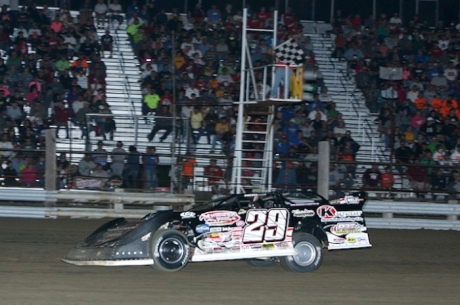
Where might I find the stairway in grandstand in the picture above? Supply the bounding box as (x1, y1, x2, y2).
(304, 24, 389, 164)
(55, 22, 144, 163)
(302, 22, 413, 194)
(54, 18, 226, 189)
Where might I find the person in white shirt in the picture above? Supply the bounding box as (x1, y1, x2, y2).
(28, 25, 42, 38)
(63, 32, 77, 52)
(216, 68, 233, 86)
(75, 70, 88, 90)
(438, 35, 450, 51)
(90, 164, 109, 188)
(187, 44, 203, 58)
(406, 85, 420, 103)
(185, 83, 200, 99)
(443, 62, 458, 82)
(13, 25, 28, 38)
(141, 63, 157, 80)
(72, 97, 86, 115)
(127, 13, 145, 26)
(318, 86, 332, 103)
(180, 38, 194, 55)
(94, 0, 108, 28)
(308, 106, 327, 121)
(0, 133, 14, 161)
(109, 0, 124, 29)
(389, 13, 402, 30)
(111, 141, 127, 176)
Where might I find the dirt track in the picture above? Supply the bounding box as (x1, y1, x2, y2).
(0, 218, 459, 305)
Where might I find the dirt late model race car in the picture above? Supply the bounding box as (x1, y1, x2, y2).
(63, 191, 372, 273)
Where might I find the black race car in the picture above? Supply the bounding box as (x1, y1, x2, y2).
(63, 191, 371, 272)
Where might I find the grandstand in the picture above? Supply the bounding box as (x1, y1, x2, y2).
(0, 1, 458, 201)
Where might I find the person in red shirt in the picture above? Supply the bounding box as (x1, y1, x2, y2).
(255, 6, 271, 28)
(350, 14, 362, 30)
(282, 7, 296, 28)
(204, 159, 224, 194)
(55, 102, 70, 138)
(430, 42, 443, 58)
(88, 69, 107, 91)
(50, 16, 63, 33)
(160, 90, 173, 108)
(381, 166, 395, 194)
(406, 158, 430, 198)
(21, 163, 38, 187)
(332, 32, 347, 58)
(247, 14, 260, 29)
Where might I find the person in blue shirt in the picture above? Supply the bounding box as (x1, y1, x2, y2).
(343, 45, 364, 61)
(284, 118, 299, 144)
(206, 5, 221, 26)
(308, 94, 325, 112)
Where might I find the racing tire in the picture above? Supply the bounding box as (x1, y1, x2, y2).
(246, 259, 277, 267)
(151, 229, 190, 272)
(279, 233, 322, 273)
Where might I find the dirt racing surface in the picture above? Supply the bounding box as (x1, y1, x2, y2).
(0, 218, 459, 305)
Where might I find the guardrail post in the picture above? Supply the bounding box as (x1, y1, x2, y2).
(448, 200, 458, 221)
(317, 141, 330, 199)
(112, 189, 124, 210)
(382, 212, 394, 219)
(45, 129, 57, 206)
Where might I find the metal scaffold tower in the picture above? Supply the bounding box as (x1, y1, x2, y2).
(232, 8, 303, 194)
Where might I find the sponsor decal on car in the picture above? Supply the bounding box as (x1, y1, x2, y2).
(316, 205, 337, 219)
(347, 237, 357, 243)
(180, 211, 196, 219)
(326, 222, 366, 236)
(199, 210, 241, 226)
(292, 209, 315, 217)
(317, 206, 362, 220)
(327, 232, 371, 249)
(321, 217, 364, 223)
(237, 209, 246, 215)
(196, 224, 210, 234)
(326, 232, 346, 244)
(262, 243, 275, 249)
(289, 199, 320, 206)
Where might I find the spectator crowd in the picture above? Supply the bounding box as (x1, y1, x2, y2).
(0, 1, 118, 187)
(332, 9, 460, 198)
(4, 1, 460, 198)
(0, 1, 362, 193)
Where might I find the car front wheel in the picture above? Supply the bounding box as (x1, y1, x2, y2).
(280, 233, 322, 273)
(151, 229, 190, 272)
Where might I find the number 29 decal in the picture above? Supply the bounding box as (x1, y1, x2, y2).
(242, 209, 289, 243)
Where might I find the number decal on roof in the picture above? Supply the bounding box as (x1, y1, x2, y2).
(242, 209, 289, 243)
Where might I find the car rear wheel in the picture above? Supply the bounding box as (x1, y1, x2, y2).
(280, 233, 322, 273)
(151, 229, 190, 272)
(246, 258, 277, 267)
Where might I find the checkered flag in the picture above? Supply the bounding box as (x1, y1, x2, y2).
(274, 38, 304, 65)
